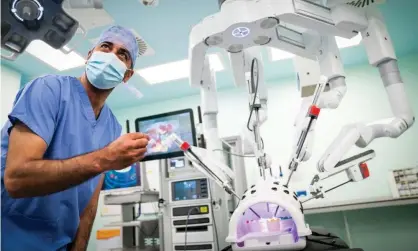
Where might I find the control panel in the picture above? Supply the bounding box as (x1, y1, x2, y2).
(173, 243, 213, 251)
(171, 204, 215, 250)
(172, 204, 210, 217)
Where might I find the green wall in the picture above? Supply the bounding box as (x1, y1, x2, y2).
(305, 204, 418, 251)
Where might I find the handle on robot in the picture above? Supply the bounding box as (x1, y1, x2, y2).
(303, 149, 375, 204)
(314, 149, 375, 182)
(288, 112, 318, 172)
(294, 77, 326, 158)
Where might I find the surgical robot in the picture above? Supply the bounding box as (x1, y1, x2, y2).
(162, 0, 415, 250)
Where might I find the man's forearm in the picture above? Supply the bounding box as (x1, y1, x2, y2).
(5, 149, 109, 198)
(69, 175, 103, 251)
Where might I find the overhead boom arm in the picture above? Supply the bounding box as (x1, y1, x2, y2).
(318, 9, 415, 173)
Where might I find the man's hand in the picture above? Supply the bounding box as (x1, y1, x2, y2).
(100, 133, 149, 171)
(4, 122, 149, 198)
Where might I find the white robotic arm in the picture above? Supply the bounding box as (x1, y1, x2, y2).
(291, 34, 347, 164)
(318, 9, 415, 173)
(303, 149, 375, 203)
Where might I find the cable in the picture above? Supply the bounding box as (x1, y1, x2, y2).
(212, 149, 255, 158)
(148, 203, 160, 239)
(138, 222, 158, 239)
(184, 207, 200, 251)
(134, 203, 159, 243)
(246, 58, 260, 132)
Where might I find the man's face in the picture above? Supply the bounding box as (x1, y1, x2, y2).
(87, 41, 134, 83)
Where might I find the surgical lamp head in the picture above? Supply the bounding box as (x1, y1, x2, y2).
(1, 0, 79, 60)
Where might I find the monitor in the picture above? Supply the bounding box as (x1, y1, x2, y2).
(170, 157, 186, 170)
(102, 162, 141, 190)
(171, 178, 209, 202)
(135, 109, 196, 161)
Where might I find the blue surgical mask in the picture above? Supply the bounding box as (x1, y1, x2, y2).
(86, 51, 128, 89)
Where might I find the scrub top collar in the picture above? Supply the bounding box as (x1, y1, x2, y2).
(72, 77, 108, 127)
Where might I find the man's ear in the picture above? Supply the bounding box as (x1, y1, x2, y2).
(85, 50, 93, 64)
(123, 69, 134, 83)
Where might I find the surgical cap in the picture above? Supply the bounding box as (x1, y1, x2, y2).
(95, 25, 139, 67)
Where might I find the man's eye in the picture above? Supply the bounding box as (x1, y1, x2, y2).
(120, 53, 128, 60)
(101, 44, 109, 48)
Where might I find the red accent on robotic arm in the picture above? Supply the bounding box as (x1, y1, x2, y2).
(180, 142, 191, 151)
(309, 105, 321, 117)
(359, 163, 369, 179)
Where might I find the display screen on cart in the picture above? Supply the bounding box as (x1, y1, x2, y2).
(172, 179, 208, 201)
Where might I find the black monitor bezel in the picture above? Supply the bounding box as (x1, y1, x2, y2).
(135, 108, 196, 162)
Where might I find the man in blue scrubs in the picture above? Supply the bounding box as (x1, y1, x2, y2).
(1, 25, 149, 251)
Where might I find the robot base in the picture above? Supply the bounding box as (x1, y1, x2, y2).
(231, 211, 307, 250)
(226, 179, 311, 251)
(223, 227, 353, 251)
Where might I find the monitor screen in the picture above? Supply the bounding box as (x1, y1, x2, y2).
(102, 162, 141, 190)
(170, 158, 186, 170)
(174, 180, 197, 201)
(135, 109, 196, 161)
(171, 178, 208, 201)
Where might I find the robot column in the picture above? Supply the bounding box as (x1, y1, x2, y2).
(199, 56, 231, 250)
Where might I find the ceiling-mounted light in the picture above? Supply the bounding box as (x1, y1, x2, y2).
(26, 40, 85, 71)
(137, 54, 224, 85)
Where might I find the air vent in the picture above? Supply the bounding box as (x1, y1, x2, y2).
(89, 28, 155, 58)
(129, 29, 155, 57)
(346, 0, 385, 8)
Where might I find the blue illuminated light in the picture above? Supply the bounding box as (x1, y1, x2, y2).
(232, 27, 250, 38)
(11, 0, 44, 22)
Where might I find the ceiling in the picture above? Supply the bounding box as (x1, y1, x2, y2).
(2, 0, 418, 110)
